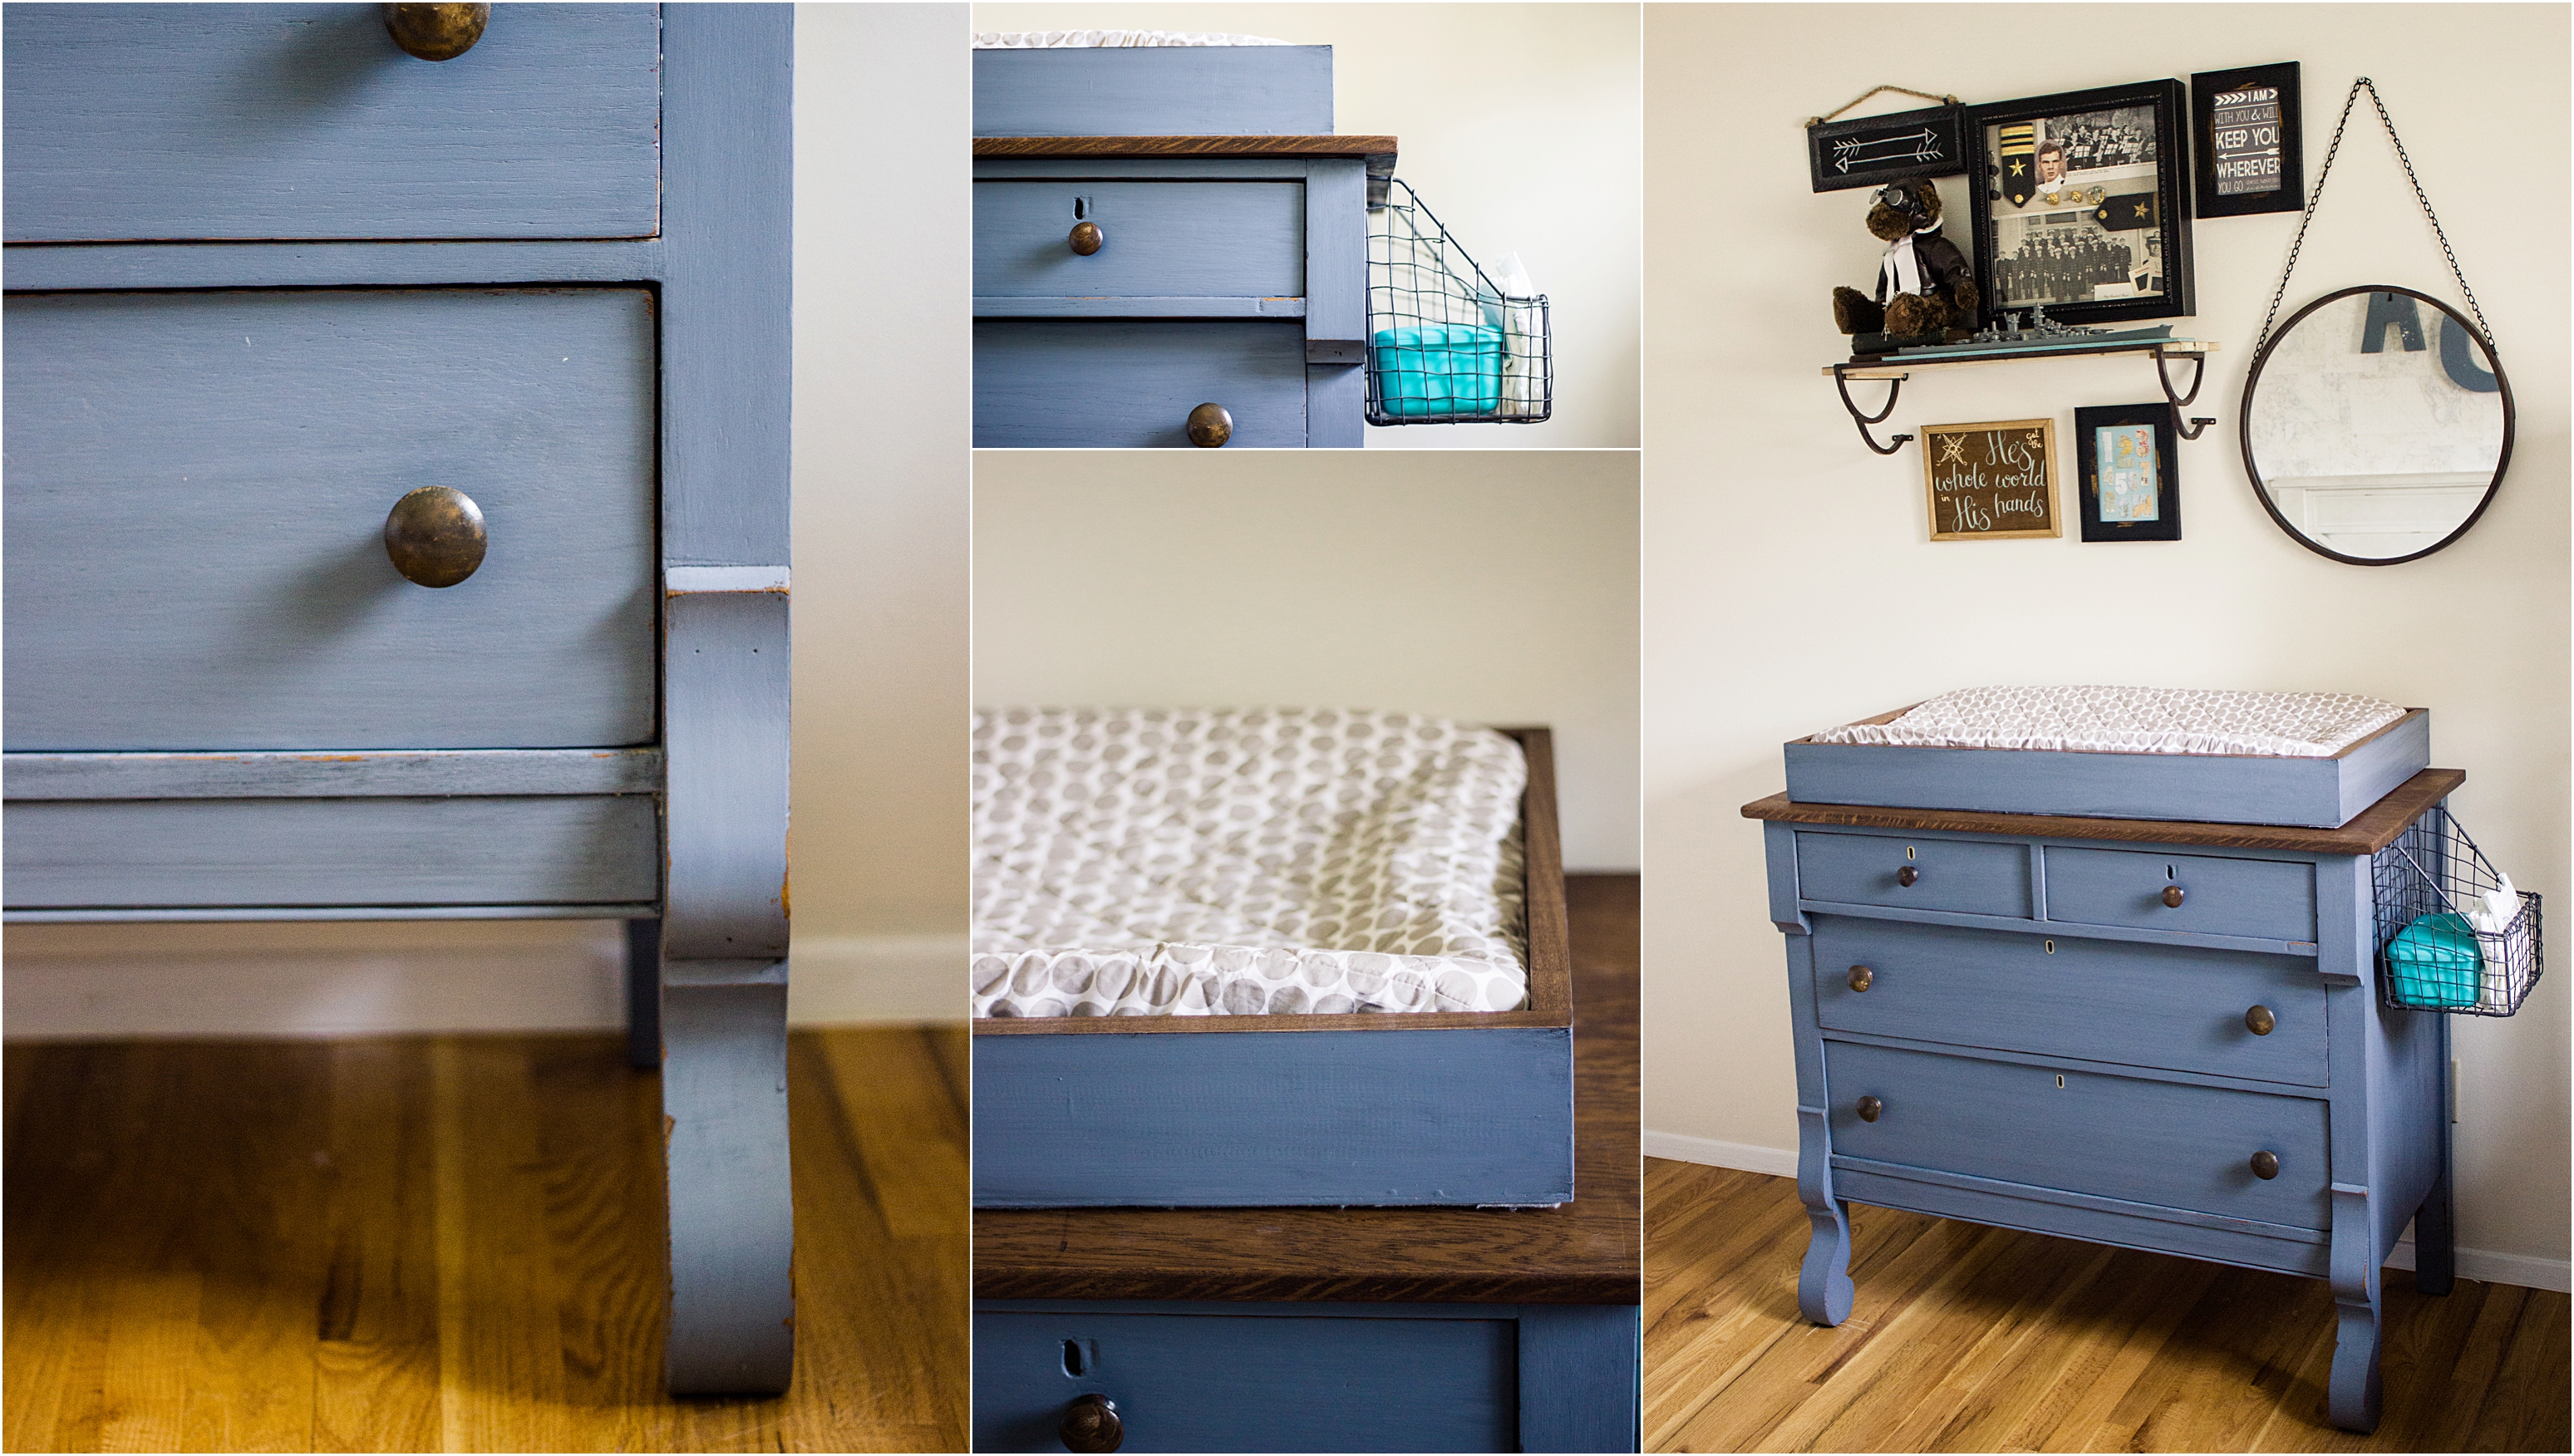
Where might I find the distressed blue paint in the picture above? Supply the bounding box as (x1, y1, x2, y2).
(661, 965, 794, 1394)
(972, 47, 1333, 136)
(973, 1028, 1575, 1208)
(1304, 158, 1367, 351)
(2, 288, 658, 753)
(2, 3, 662, 243)
(974, 320, 1308, 447)
(3, 795, 658, 908)
(1810, 917, 2327, 1086)
(975, 181, 1304, 299)
(1764, 780, 2453, 1433)
(1782, 709, 2429, 829)
(1516, 1305, 1639, 1454)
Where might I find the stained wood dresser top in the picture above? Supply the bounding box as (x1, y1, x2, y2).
(971, 874, 1641, 1306)
(1742, 767, 2465, 857)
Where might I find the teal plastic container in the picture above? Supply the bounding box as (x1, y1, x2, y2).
(2385, 912, 2484, 1009)
(1371, 323, 1502, 419)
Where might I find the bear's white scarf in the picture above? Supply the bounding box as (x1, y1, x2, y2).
(1880, 222, 1942, 299)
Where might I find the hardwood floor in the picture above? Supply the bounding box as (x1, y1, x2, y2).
(1644, 1158, 2569, 1453)
(4, 1026, 968, 1453)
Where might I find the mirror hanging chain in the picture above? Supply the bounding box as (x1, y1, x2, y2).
(2257, 78, 2495, 360)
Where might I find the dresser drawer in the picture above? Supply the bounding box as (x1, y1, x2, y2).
(1811, 918, 2326, 1086)
(974, 1308, 1516, 1453)
(2, 3, 660, 243)
(3, 288, 657, 752)
(5, 796, 658, 909)
(2044, 848, 2317, 943)
(976, 182, 1306, 302)
(974, 320, 1307, 447)
(1827, 1041, 2330, 1231)
(1794, 831, 2031, 918)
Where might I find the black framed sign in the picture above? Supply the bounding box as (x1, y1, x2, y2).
(1806, 104, 1966, 192)
(2192, 62, 2302, 218)
(2074, 402, 2183, 541)
(1966, 81, 2195, 327)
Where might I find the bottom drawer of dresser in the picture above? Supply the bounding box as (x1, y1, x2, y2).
(974, 319, 1308, 447)
(4, 796, 658, 910)
(1826, 1041, 2329, 1232)
(974, 1308, 1517, 1453)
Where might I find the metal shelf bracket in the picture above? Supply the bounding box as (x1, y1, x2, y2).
(1832, 364, 1913, 455)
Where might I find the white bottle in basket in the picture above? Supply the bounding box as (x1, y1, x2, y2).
(1486, 251, 1544, 420)
(2468, 873, 2519, 1010)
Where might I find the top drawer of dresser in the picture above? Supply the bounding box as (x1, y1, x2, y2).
(1794, 831, 2032, 918)
(2045, 847, 2317, 943)
(2, 287, 657, 752)
(2, 3, 660, 243)
(974, 181, 1306, 303)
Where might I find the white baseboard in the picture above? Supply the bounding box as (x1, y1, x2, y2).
(2, 921, 962, 1039)
(1641, 1127, 2570, 1294)
(1642, 1129, 1798, 1178)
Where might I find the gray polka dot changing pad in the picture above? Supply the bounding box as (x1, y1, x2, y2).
(972, 707, 1531, 1017)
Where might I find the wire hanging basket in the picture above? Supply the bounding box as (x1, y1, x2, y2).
(2372, 805, 2542, 1016)
(1366, 178, 1552, 425)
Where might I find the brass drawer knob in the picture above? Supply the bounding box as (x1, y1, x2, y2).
(1847, 965, 1873, 993)
(1186, 402, 1233, 448)
(1855, 1094, 1883, 1123)
(2245, 1004, 2276, 1036)
(2162, 885, 2187, 908)
(383, 485, 488, 588)
(1060, 1394, 1123, 1454)
(384, 2, 490, 61)
(2250, 1149, 2281, 1180)
(1896, 865, 1919, 887)
(1070, 221, 1105, 255)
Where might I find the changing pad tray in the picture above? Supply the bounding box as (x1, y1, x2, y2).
(1786, 686, 2429, 829)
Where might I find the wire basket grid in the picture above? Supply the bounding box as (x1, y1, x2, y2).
(2371, 805, 2542, 1016)
(1366, 178, 1552, 425)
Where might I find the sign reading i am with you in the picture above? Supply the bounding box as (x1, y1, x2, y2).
(1922, 418, 2061, 540)
(2212, 85, 2284, 195)
(2193, 63, 2301, 218)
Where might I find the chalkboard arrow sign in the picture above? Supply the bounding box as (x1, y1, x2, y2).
(1809, 104, 1967, 193)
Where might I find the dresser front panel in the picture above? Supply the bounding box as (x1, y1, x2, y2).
(1811, 917, 2328, 1085)
(973, 319, 1307, 447)
(974, 1309, 1517, 1454)
(1824, 1040, 2331, 1230)
(3, 288, 658, 752)
(5, 795, 658, 909)
(1793, 829, 2032, 918)
(2043, 847, 2318, 942)
(2, 3, 662, 243)
(974, 181, 1305, 301)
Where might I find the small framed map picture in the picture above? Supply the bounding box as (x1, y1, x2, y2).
(2192, 62, 2302, 219)
(1921, 418, 2060, 541)
(2074, 403, 2182, 541)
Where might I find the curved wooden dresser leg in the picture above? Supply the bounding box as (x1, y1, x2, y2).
(1799, 1198, 1856, 1326)
(662, 960, 795, 1395)
(2326, 1186, 2383, 1433)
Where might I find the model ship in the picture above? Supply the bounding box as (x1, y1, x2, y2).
(1893, 304, 2174, 356)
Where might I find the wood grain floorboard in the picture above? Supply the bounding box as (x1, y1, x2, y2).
(1643, 1158, 2570, 1452)
(4, 1027, 967, 1453)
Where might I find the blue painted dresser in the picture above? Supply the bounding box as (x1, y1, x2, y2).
(971, 46, 1385, 447)
(973, 874, 1639, 1453)
(1745, 769, 2463, 1434)
(2, 4, 798, 1395)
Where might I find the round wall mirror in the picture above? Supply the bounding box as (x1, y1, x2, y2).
(2240, 284, 2512, 564)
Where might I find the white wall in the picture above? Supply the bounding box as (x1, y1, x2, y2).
(6, 5, 975, 1036)
(972, 2, 1642, 447)
(1641, 3, 2570, 1285)
(974, 450, 1641, 870)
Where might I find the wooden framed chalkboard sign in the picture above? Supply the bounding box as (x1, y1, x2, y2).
(2193, 62, 2302, 218)
(1922, 418, 2061, 540)
(1808, 102, 1967, 192)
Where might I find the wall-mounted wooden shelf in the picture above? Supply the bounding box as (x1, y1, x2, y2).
(1824, 338, 2222, 454)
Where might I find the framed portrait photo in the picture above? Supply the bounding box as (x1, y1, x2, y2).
(2074, 403, 2182, 542)
(1965, 81, 2195, 327)
(2192, 62, 2302, 218)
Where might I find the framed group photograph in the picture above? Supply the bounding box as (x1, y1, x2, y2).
(2074, 403, 2183, 541)
(1922, 418, 2060, 541)
(2192, 62, 2302, 218)
(1964, 81, 2196, 327)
